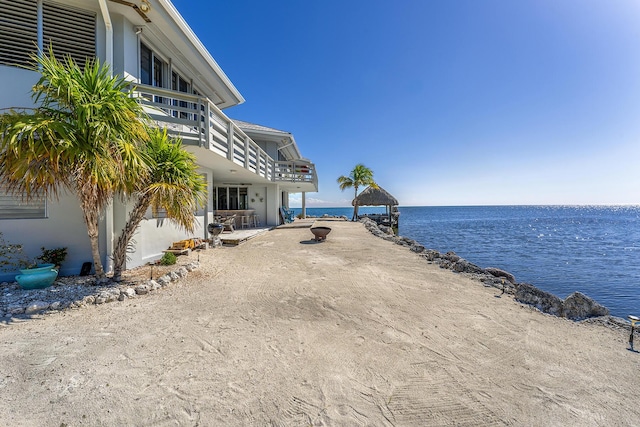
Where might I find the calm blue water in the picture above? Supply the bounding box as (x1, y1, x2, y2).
(292, 205, 639, 318)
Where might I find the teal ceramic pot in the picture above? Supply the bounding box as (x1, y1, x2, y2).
(16, 264, 59, 290)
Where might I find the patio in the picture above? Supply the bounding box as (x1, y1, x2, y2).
(219, 226, 271, 246)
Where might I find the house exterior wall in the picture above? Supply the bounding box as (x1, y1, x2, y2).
(0, 66, 39, 109)
(255, 141, 281, 162)
(0, 3, 133, 280)
(0, 192, 104, 282)
(111, 14, 140, 81)
(1, 0, 316, 279)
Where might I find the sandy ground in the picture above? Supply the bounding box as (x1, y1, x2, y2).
(1, 221, 639, 426)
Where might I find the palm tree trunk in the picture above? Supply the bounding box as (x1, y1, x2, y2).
(79, 189, 105, 278)
(352, 186, 359, 221)
(84, 210, 105, 278)
(112, 193, 152, 281)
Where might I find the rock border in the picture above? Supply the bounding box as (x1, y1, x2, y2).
(359, 218, 618, 324)
(0, 262, 200, 319)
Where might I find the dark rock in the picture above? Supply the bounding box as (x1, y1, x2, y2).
(563, 292, 609, 320)
(410, 244, 425, 253)
(422, 250, 441, 262)
(453, 259, 485, 274)
(443, 251, 460, 262)
(485, 267, 516, 284)
(515, 282, 563, 316)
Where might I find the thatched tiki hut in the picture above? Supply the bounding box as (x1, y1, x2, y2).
(352, 186, 400, 228)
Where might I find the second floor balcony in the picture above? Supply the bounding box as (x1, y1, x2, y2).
(133, 84, 318, 193)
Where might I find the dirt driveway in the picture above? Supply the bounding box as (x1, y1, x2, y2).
(1, 221, 638, 426)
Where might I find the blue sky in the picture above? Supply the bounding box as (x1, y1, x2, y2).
(172, 0, 640, 207)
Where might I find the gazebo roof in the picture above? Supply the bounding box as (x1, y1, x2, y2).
(352, 186, 399, 206)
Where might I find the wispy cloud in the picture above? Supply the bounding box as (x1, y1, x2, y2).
(288, 196, 345, 207)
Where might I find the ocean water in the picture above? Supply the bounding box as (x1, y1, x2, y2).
(292, 205, 639, 318)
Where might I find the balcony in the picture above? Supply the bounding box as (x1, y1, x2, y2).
(132, 84, 318, 192)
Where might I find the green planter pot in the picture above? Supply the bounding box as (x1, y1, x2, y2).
(16, 264, 59, 290)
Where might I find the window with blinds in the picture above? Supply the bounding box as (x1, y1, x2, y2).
(0, 185, 46, 220)
(0, 0, 38, 68)
(0, 0, 96, 69)
(43, 1, 96, 66)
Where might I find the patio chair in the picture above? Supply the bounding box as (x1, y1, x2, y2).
(222, 215, 236, 232)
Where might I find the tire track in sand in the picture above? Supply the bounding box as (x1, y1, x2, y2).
(386, 363, 506, 426)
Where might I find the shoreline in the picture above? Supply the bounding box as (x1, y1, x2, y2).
(359, 218, 624, 324)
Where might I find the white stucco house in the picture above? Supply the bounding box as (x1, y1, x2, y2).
(0, 0, 318, 280)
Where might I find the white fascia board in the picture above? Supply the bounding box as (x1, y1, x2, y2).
(157, 0, 245, 107)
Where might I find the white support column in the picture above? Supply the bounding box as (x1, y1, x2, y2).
(266, 184, 279, 226)
(301, 192, 306, 219)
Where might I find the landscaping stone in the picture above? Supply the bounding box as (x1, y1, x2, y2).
(0, 263, 199, 319)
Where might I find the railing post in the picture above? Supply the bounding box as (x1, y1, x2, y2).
(244, 136, 250, 169)
(227, 121, 234, 161)
(197, 98, 203, 147)
(204, 100, 211, 149)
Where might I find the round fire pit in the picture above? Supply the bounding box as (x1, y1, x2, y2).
(310, 226, 331, 242)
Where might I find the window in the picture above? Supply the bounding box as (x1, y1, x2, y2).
(0, 0, 96, 69)
(215, 186, 249, 211)
(140, 43, 166, 88)
(140, 43, 152, 85)
(0, 0, 38, 68)
(43, 1, 96, 66)
(0, 185, 46, 220)
(216, 187, 228, 210)
(140, 43, 166, 105)
(172, 71, 192, 119)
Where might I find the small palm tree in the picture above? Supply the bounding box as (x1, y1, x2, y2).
(0, 48, 148, 278)
(111, 128, 207, 281)
(337, 164, 378, 220)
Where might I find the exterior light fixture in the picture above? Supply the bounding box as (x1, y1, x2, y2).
(629, 315, 639, 351)
(140, 0, 151, 13)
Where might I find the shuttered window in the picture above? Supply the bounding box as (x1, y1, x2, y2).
(0, 185, 46, 220)
(43, 1, 96, 66)
(0, 0, 38, 68)
(0, 0, 96, 69)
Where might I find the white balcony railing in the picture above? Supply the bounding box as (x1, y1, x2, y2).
(132, 84, 317, 189)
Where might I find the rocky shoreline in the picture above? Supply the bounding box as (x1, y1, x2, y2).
(359, 218, 633, 331)
(0, 262, 200, 320)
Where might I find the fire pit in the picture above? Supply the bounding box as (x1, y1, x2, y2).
(310, 226, 331, 242)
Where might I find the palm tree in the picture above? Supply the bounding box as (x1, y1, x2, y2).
(0, 48, 148, 278)
(337, 164, 378, 220)
(111, 128, 207, 281)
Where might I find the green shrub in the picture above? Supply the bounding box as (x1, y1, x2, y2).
(159, 251, 177, 266)
(0, 232, 29, 272)
(38, 246, 67, 266)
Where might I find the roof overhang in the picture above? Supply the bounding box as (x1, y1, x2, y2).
(233, 120, 304, 161)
